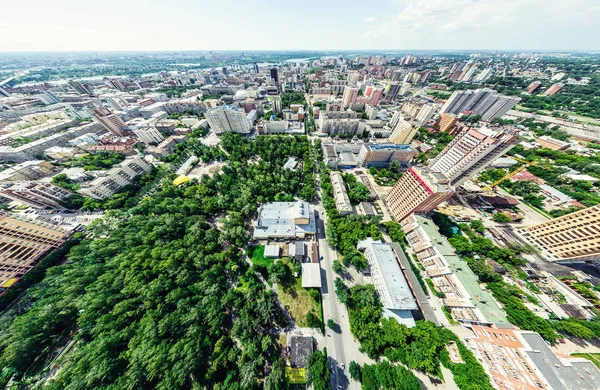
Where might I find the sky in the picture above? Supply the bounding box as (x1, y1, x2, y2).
(1, 0, 599, 52)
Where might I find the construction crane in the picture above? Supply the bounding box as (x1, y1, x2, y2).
(481, 155, 537, 192)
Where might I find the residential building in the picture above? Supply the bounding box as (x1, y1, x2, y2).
(0, 182, 72, 209)
(466, 324, 600, 390)
(205, 105, 252, 134)
(92, 107, 125, 136)
(385, 82, 401, 103)
(473, 68, 493, 83)
(389, 118, 416, 144)
(341, 86, 359, 108)
(132, 125, 165, 145)
(385, 167, 453, 222)
(524, 205, 600, 262)
(347, 71, 360, 86)
(526, 81, 542, 94)
(357, 144, 417, 167)
(535, 136, 570, 151)
(252, 201, 316, 239)
(415, 103, 438, 127)
(78, 157, 152, 200)
(436, 113, 459, 133)
(545, 83, 564, 96)
(429, 127, 519, 187)
(330, 171, 353, 215)
(402, 214, 508, 324)
(68, 80, 94, 96)
(440, 88, 521, 121)
(0, 212, 69, 289)
(357, 238, 418, 327)
(146, 135, 187, 158)
(272, 97, 282, 114)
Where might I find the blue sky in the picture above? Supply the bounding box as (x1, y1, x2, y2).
(1, 0, 598, 51)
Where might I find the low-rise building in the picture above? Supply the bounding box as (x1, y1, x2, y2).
(330, 171, 353, 215)
(252, 201, 316, 239)
(357, 143, 417, 167)
(535, 135, 570, 151)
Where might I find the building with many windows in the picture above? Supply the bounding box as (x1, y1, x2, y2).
(428, 126, 518, 187)
(205, 105, 252, 134)
(0, 182, 72, 209)
(524, 205, 600, 262)
(330, 171, 353, 216)
(440, 88, 520, 121)
(92, 107, 126, 136)
(357, 144, 417, 168)
(385, 167, 453, 222)
(78, 157, 152, 200)
(0, 212, 70, 289)
(388, 118, 416, 144)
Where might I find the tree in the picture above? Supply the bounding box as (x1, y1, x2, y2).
(492, 213, 511, 223)
(307, 349, 331, 390)
(334, 277, 349, 304)
(265, 359, 289, 390)
(469, 220, 485, 234)
(306, 312, 322, 329)
(349, 361, 361, 380)
(327, 319, 336, 330)
(332, 260, 344, 274)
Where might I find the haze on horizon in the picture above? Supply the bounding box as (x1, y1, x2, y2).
(1, 0, 599, 52)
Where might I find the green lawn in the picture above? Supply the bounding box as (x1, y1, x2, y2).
(277, 259, 323, 328)
(571, 353, 600, 369)
(246, 245, 274, 268)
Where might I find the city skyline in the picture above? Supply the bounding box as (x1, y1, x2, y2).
(2, 0, 599, 52)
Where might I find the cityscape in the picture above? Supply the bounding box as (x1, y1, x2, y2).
(1, 3, 600, 390)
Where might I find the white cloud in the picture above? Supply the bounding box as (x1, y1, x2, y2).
(364, 16, 376, 24)
(362, 0, 600, 50)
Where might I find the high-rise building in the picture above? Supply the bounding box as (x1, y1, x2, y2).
(390, 111, 403, 128)
(429, 127, 518, 187)
(436, 113, 458, 133)
(272, 97, 283, 114)
(389, 118, 416, 144)
(357, 144, 417, 167)
(473, 68, 493, 83)
(369, 87, 383, 106)
(525, 205, 600, 262)
(132, 125, 165, 145)
(385, 167, 453, 222)
(0, 182, 72, 209)
(0, 212, 69, 288)
(107, 78, 127, 92)
(68, 80, 94, 96)
(347, 71, 360, 86)
(341, 86, 359, 108)
(544, 83, 564, 96)
(92, 108, 126, 136)
(526, 81, 542, 94)
(253, 63, 259, 73)
(205, 105, 252, 134)
(270, 68, 279, 83)
(440, 88, 521, 121)
(415, 103, 438, 127)
(385, 82, 401, 103)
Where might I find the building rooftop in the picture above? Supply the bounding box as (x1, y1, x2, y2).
(253, 201, 316, 239)
(301, 263, 322, 288)
(264, 245, 280, 258)
(289, 336, 314, 368)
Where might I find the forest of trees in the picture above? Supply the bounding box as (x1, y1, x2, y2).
(0, 134, 317, 389)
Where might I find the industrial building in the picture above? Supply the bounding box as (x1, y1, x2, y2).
(385, 167, 453, 222)
(252, 201, 316, 239)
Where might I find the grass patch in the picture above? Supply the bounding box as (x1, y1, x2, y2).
(442, 306, 460, 325)
(572, 353, 600, 369)
(246, 245, 274, 283)
(277, 259, 322, 328)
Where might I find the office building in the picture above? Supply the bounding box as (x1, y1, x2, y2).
(0, 212, 69, 288)
(437, 113, 459, 133)
(466, 324, 600, 390)
(544, 83, 564, 96)
(429, 127, 518, 187)
(525, 205, 600, 262)
(205, 105, 252, 134)
(385, 167, 453, 222)
(385, 82, 401, 103)
(440, 88, 521, 121)
(330, 171, 353, 215)
(78, 157, 152, 200)
(253, 63, 259, 73)
(341, 86, 359, 109)
(357, 144, 417, 168)
(357, 238, 418, 327)
(415, 103, 438, 127)
(92, 107, 126, 136)
(270, 68, 279, 83)
(0, 182, 72, 209)
(526, 81, 542, 94)
(252, 201, 316, 239)
(389, 118, 416, 144)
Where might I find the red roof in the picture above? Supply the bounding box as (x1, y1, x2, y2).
(511, 170, 545, 184)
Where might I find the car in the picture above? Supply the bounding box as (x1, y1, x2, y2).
(341, 363, 345, 369)
(319, 256, 324, 260)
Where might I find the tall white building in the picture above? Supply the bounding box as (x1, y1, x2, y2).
(415, 103, 438, 127)
(78, 157, 152, 200)
(92, 108, 125, 136)
(205, 105, 252, 134)
(474, 68, 493, 83)
(428, 127, 519, 186)
(389, 118, 416, 144)
(440, 88, 520, 121)
(133, 125, 164, 145)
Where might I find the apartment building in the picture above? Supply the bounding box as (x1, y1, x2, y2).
(92, 107, 126, 136)
(78, 157, 152, 200)
(0, 212, 70, 288)
(132, 125, 165, 145)
(388, 118, 416, 144)
(205, 105, 251, 134)
(440, 88, 521, 121)
(0, 182, 72, 209)
(436, 113, 458, 133)
(385, 167, 453, 222)
(466, 324, 600, 390)
(429, 127, 519, 187)
(357, 144, 417, 168)
(330, 171, 353, 216)
(524, 205, 600, 262)
(415, 103, 438, 127)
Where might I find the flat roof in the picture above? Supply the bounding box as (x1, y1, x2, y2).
(302, 263, 322, 288)
(290, 336, 314, 368)
(367, 143, 415, 151)
(264, 245, 280, 258)
(370, 243, 418, 310)
(522, 333, 600, 390)
(414, 214, 508, 324)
